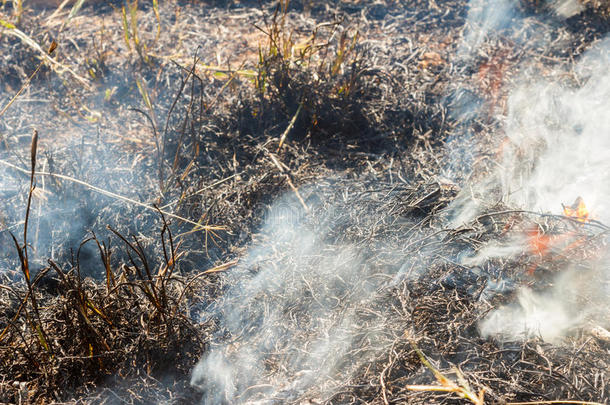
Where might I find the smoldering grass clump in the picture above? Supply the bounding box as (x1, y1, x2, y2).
(0, 215, 211, 403)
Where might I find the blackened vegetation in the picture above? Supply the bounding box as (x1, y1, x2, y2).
(0, 0, 609, 403)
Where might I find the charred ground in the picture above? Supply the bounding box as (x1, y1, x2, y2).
(0, 0, 609, 403)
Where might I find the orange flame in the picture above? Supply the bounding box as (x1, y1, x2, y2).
(563, 196, 589, 223)
(526, 197, 591, 275)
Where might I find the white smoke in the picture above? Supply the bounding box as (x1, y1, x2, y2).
(479, 263, 605, 343)
(190, 193, 362, 403)
(479, 287, 576, 343)
(189, 185, 438, 403)
(551, 0, 585, 17)
(454, 28, 610, 342)
(501, 36, 610, 220)
(460, 0, 517, 57)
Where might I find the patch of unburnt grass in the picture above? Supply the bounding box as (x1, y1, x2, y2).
(232, 1, 412, 155)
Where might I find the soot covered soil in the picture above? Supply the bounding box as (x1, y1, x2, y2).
(0, 0, 609, 403)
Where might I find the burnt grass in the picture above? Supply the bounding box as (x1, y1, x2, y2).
(0, 0, 609, 403)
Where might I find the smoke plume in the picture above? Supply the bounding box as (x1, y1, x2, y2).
(190, 182, 445, 403)
(450, 3, 610, 342)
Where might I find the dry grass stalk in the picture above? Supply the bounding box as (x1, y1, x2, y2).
(406, 339, 485, 405)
